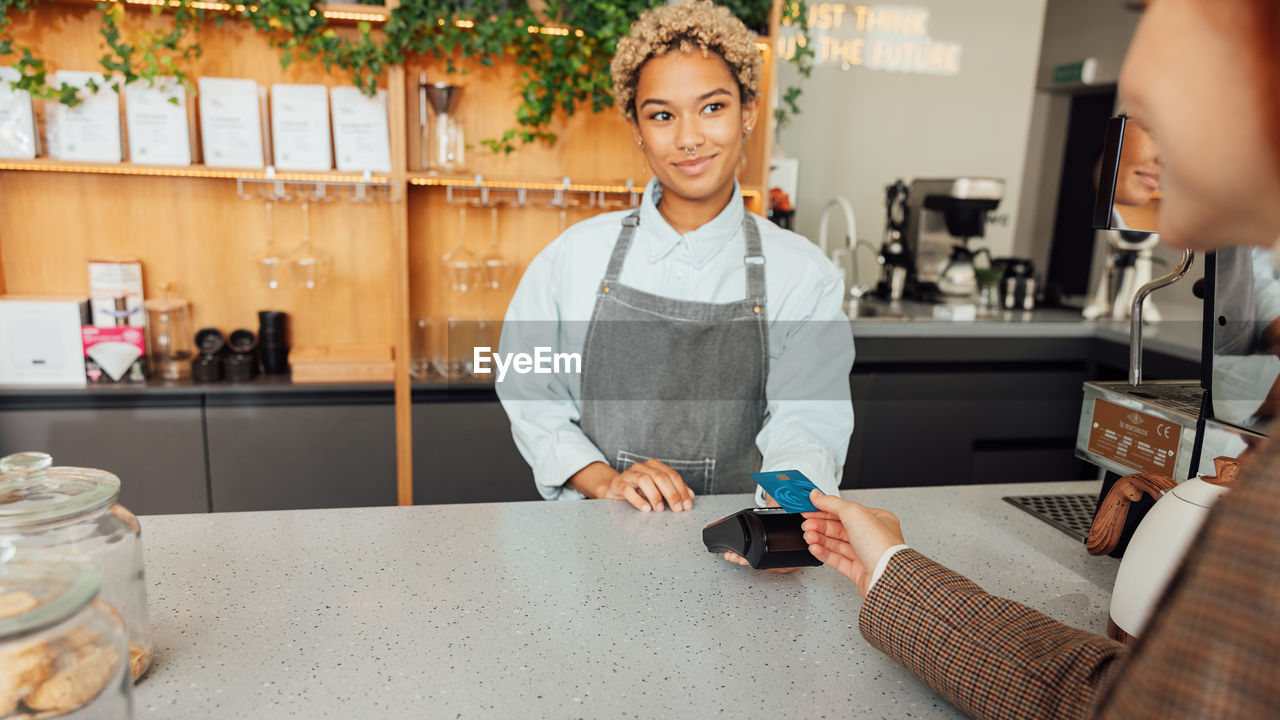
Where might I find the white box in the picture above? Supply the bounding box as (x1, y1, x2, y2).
(198, 77, 264, 168)
(330, 86, 390, 173)
(125, 77, 192, 166)
(88, 258, 146, 328)
(0, 66, 38, 159)
(0, 296, 89, 386)
(271, 83, 332, 171)
(52, 71, 122, 163)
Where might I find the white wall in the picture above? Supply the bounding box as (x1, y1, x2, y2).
(1035, 0, 1139, 87)
(776, 0, 1048, 287)
(1020, 0, 1202, 321)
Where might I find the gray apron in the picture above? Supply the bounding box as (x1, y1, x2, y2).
(578, 210, 768, 494)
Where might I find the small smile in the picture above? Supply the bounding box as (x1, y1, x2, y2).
(673, 154, 716, 176)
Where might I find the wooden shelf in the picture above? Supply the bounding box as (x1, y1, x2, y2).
(0, 158, 390, 183)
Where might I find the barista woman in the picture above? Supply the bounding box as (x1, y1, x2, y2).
(496, 1, 853, 517)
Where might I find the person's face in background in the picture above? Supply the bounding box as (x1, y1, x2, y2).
(631, 51, 758, 206)
(1120, 0, 1280, 250)
(1114, 121, 1162, 207)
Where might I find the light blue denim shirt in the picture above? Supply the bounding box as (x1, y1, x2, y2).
(496, 178, 855, 500)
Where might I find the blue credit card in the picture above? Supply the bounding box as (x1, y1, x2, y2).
(750, 470, 823, 512)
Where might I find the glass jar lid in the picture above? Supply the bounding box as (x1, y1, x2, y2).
(0, 548, 101, 638)
(0, 452, 121, 528)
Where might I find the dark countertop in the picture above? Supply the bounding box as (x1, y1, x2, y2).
(1, 309, 1202, 402)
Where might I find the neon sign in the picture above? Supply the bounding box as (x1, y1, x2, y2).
(780, 3, 963, 76)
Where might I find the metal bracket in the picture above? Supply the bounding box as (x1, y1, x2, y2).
(1129, 249, 1194, 386)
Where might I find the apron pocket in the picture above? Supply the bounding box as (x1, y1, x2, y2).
(616, 450, 716, 495)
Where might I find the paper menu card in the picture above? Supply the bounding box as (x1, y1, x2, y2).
(330, 86, 391, 173)
(125, 77, 192, 166)
(0, 67, 37, 159)
(271, 83, 332, 171)
(198, 76, 264, 168)
(52, 71, 122, 163)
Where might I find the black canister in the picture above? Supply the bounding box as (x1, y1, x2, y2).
(257, 311, 290, 375)
(226, 329, 260, 382)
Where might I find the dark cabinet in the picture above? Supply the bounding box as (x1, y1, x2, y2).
(205, 397, 397, 512)
(0, 403, 209, 514)
(412, 398, 540, 504)
(841, 335, 1107, 489)
(844, 368, 1092, 488)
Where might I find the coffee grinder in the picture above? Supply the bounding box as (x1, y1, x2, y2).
(904, 178, 1005, 299)
(876, 180, 912, 301)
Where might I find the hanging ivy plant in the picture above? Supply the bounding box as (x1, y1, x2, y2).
(0, 0, 813, 152)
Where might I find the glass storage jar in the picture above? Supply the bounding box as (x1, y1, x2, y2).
(0, 453, 152, 681)
(0, 549, 134, 719)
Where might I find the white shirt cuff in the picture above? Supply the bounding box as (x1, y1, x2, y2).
(868, 545, 910, 592)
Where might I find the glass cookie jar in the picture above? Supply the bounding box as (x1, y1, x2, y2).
(0, 550, 134, 719)
(0, 453, 152, 681)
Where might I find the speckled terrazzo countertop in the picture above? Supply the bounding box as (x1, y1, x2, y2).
(134, 480, 1114, 719)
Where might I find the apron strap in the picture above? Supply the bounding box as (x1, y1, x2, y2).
(743, 214, 766, 302)
(602, 211, 640, 285)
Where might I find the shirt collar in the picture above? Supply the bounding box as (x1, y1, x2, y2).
(637, 177, 745, 268)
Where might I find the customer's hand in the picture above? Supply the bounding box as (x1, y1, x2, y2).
(570, 460, 694, 512)
(722, 493, 805, 574)
(801, 489, 905, 596)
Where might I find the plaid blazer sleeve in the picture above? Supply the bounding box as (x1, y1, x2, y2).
(858, 550, 1127, 720)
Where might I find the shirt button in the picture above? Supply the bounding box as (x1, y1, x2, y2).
(676, 270, 685, 279)
(680, 243, 688, 252)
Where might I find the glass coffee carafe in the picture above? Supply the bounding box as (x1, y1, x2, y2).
(144, 282, 192, 381)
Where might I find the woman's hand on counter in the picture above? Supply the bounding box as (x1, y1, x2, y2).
(568, 461, 694, 512)
(801, 490, 906, 596)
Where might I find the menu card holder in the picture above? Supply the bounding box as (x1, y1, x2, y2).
(0, 66, 38, 159)
(51, 70, 122, 163)
(270, 83, 332, 171)
(125, 77, 192, 166)
(330, 86, 391, 173)
(198, 77, 264, 169)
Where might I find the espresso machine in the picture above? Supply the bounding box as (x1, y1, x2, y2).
(904, 178, 1005, 299)
(1005, 116, 1272, 644)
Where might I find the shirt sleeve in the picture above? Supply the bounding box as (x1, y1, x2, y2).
(495, 242, 607, 500)
(755, 267, 855, 495)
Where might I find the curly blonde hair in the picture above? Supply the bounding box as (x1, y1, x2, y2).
(610, 0, 762, 123)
